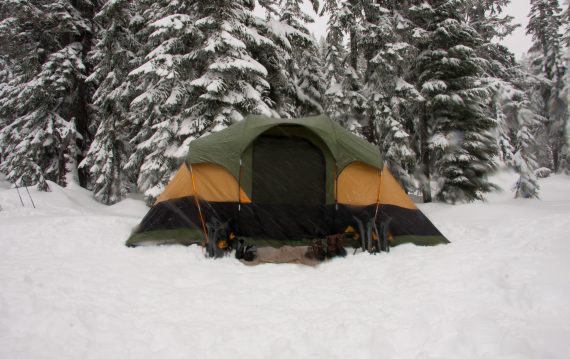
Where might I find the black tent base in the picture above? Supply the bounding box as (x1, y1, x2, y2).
(126, 196, 449, 248)
(126, 228, 448, 249)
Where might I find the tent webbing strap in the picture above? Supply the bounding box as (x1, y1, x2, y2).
(188, 163, 209, 246)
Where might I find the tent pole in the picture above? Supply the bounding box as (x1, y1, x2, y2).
(371, 165, 385, 252)
(188, 162, 209, 246)
(372, 165, 384, 229)
(237, 157, 242, 236)
(334, 162, 338, 234)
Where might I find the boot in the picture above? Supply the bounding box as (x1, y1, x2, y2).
(309, 239, 326, 261)
(326, 235, 338, 259)
(243, 245, 257, 261)
(235, 239, 245, 260)
(335, 234, 347, 257)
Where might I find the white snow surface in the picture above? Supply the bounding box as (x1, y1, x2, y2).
(1, 172, 570, 359)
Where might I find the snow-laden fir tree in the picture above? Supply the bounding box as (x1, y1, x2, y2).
(362, 2, 423, 191)
(322, 0, 367, 132)
(259, 0, 324, 117)
(295, 41, 326, 116)
(0, 0, 95, 190)
(497, 74, 543, 198)
(257, 5, 297, 118)
(322, 0, 348, 122)
(79, 0, 142, 204)
(188, 1, 278, 125)
(0, 45, 85, 190)
(124, 0, 202, 201)
(127, 1, 279, 201)
(461, 0, 543, 195)
(527, 0, 569, 172)
(416, 0, 498, 203)
(0, 55, 10, 131)
(562, 0, 570, 172)
(462, 0, 519, 41)
(279, 0, 324, 116)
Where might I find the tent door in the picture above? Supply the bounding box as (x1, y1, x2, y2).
(252, 135, 326, 206)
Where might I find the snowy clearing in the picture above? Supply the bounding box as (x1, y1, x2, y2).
(1, 172, 569, 359)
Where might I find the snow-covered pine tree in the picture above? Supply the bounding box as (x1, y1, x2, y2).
(79, 0, 142, 204)
(527, 0, 569, 173)
(322, 0, 367, 132)
(0, 55, 9, 91)
(506, 94, 541, 199)
(257, 0, 323, 117)
(519, 53, 555, 169)
(322, 0, 348, 123)
(257, 5, 298, 118)
(362, 2, 423, 191)
(497, 71, 543, 198)
(562, 0, 570, 172)
(461, 1, 544, 195)
(278, 0, 324, 116)
(124, 0, 202, 202)
(295, 40, 326, 116)
(463, 0, 519, 41)
(188, 1, 278, 125)
(127, 1, 278, 202)
(0, 55, 10, 133)
(416, 0, 498, 203)
(0, 0, 96, 190)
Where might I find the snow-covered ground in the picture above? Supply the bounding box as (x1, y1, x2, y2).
(1, 172, 569, 359)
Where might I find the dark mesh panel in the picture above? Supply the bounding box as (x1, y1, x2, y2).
(252, 136, 325, 206)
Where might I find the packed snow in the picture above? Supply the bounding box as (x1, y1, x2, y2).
(1, 172, 569, 359)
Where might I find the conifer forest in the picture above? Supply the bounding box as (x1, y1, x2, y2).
(1, 0, 569, 205)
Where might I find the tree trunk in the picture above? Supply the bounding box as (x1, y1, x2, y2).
(348, 0, 359, 76)
(419, 110, 432, 203)
(71, 0, 96, 187)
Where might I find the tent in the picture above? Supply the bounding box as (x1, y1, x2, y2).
(127, 115, 448, 250)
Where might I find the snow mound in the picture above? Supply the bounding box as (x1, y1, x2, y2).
(1, 172, 569, 358)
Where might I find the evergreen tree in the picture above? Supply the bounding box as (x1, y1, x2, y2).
(563, 0, 570, 172)
(124, 0, 202, 201)
(262, 0, 324, 117)
(527, 0, 569, 172)
(497, 74, 543, 198)
(507, 94, 541, 199)
(79, 0, 141, 204)
(416, 0, 498, 203)
(0, 0, 96, 190)
(0, 56, 11, 132)
(295, 41, 326, 115)
(282, 0, 325, 116)
(322, 0, 348, 123)
(463, 0, 518, 41)
(127, 1, 279, 201)
(362, 1, 423, 191)
(322, 0, 367, 131)
(463, 0, 544, 198)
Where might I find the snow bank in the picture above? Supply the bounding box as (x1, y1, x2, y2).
(1, 173, 569, 359)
